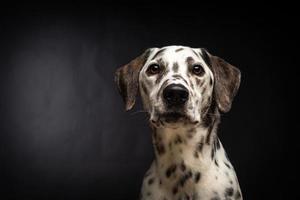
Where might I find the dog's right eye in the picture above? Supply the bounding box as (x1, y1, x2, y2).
(147, 64, 161, 75)
(192, 64, 205, 76)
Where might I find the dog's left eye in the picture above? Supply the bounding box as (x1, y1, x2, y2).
(147, 64, 161, 75)
(192, 65, 205, 76)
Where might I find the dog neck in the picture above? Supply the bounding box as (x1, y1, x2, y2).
(150, 115, 220, 180)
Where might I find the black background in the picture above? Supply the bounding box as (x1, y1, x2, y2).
(0, 2, 296, 200)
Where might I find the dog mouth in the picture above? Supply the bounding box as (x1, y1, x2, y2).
(150, 111, 199, 127)
(151, 112, 187, 124)
(160, 112, 187, 123)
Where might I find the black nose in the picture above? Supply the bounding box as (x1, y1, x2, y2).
(163, 84, 189, 106)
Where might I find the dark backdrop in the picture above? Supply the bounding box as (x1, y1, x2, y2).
(0, 2, 296, 200)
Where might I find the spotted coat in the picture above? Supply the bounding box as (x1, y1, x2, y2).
(115, 46, 242, 200)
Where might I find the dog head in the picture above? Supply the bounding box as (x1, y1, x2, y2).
(115, 46, 240, 128)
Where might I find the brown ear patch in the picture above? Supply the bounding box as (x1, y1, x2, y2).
(201, 49, 241, 113)
(115, 49, 152, 111)
(175, 47, 184, 52)
(211, 56, 241, 113)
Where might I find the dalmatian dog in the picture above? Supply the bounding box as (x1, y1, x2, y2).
(115, 46, 242, 200)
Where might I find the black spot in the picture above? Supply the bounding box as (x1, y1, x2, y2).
(172, 62, 179, 72)
(194, 172, 201, 183)
(229, 180, 233, 185)
(211, 197, 220, 200)
(211, 137, 217, 160)
(192, 49, 199, 57)
(146, 192, 151, 196)
(211, 146, 215, 160)
(155, 143, 166, 155)
(159, 179, 162, 185)
(182, 78, 188, 85)
(194, 151, 199, 158)
(216, 139, 221, 149)
(210, 77, 213, 85)
(224, 162, 231, 169)
(213, 137, 218, 150)
(148, 178, 154, 185)
(180, 161, 186, 172)
(197, 136, 204, 152)
(172, 187, 178, 194)
(174, 135, 183, 144)
(225, 187, 234, 197)
(175, 47, 184, 52)
(166, 164, 177, 178)
(197, 142, 203, 152)
(152, 48, 166, 59)
(215, 159, 219, 167)
(153, 128, 157, 138)
(179, 171, 193, 187)
(186, 56, 195, 65)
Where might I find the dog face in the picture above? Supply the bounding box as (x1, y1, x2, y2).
(139, 46, 214, 126)
(115, 46, 240, 128)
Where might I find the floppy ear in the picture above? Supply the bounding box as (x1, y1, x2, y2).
(115, 49, 152, 111)
(201, 49, 241, 113)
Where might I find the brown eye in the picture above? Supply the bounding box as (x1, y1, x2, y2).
(147, 64, 161, 75)
(192, 64, 204, 76)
